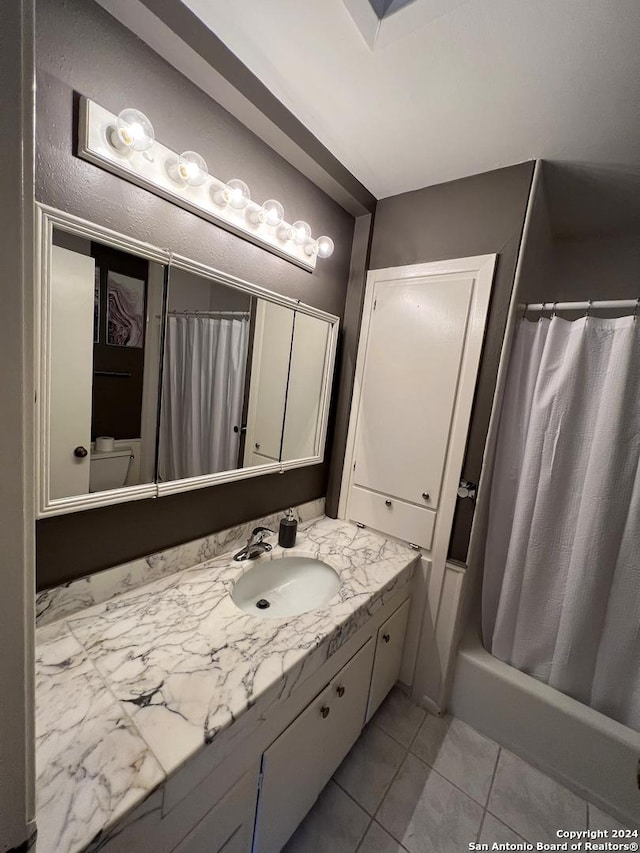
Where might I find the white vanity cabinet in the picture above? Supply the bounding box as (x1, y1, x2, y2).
(94, 591, 413, 853)
(172, 768, 258, 853)
(254, 639, 375, 853)
(367, 598, 410, 721)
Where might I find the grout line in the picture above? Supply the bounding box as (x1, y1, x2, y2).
(332, 777, 377, 819)
(370, 706, 427, 752)
(353, 816, 374, 853)
(484, 809, 529, 843)
(476, 809, 489, 844)
(486, 745, 502, 806)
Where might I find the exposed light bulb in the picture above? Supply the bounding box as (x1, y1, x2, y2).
(304, 235, 335, 259)
(291, 220, 312, 245)
(277, 220, 312, 245)
(249, 198, 285, 227)
(316, 236, 335, 259)
(214, 178, 251, 209)
(111, 108, 154, 153)
(175, 151, 208, 187)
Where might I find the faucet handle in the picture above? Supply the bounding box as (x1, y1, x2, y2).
(251, 526, 274, 543)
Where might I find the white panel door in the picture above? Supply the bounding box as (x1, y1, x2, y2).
(49, 245, 95, 499)
(281, 312, 329, 461)
(243, 300, 294, 464)
(353, 275, 473, 509)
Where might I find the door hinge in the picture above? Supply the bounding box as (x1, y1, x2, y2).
(353, 461, 356, 470)
(373, 299, 377, 310)
(257, 770, 264, 792)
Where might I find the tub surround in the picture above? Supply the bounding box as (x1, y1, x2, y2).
(35, 498, 325, 627)
(35, 516, 417, 853)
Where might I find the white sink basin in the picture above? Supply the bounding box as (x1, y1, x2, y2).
(231, 556, 341, 618)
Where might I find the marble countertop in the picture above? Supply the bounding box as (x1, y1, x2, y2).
(35, 516, 417, 853)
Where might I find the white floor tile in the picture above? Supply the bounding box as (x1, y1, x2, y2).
(334, 723, 406, 814)
(358, 821, 408, 853)
(480, 812, 526, 846)
(283, 781, 370, 853)
(411, 714, 499, 806)
(588, 803, 633, 832)
(372, 688, 426, 748)
(377, 753, 483, 853)
(488, 750, 587, 843)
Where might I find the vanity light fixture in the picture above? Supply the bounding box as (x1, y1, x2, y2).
(214, 178, 251, 210)
(248, 198, 285, 227)
(174, 151, 209, 187)
(305, 236, 335, 259)
(80, 98, 334, 271)
(110, 108, 155, 153)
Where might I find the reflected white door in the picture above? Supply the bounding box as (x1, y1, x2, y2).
(244, 300, 294, 465)
(352, 274, 474, 509)
(281, 312, 329, 461)
(49, 245, 95, 498)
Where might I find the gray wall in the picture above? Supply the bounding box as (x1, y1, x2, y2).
(368, 162, 535, 562)
(167, 267, 252, 313)
(0, 1, 36, 848)
(35, 0, 355, 588)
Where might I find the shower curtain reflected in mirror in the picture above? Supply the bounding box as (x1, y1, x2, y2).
(483, 314, 640, 731)
(158, 315, 249, 480)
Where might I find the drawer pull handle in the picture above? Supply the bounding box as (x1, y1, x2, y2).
(336, 686, 345, 698)
(385, 499, 392, 507)
(383, 633, 391, 643)
(321, 705, 330, 719)
(422, 492, 430, 501)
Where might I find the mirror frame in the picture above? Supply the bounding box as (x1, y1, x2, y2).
(35, 204, 340, 517)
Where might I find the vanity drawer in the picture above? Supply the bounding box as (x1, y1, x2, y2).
(349, 486, 436, 550)
(366, 598, 411, 721)
(255, 638, 374, 853)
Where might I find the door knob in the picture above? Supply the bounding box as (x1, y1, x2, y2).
(74, 446, 88, 458)
(336, 686, 345, 698)
(320, 705, 330, 719)
(255, 442, 261, 450)
(385, 499, 392, 507)
(422, 492, 430, 501)
(383, 633, 391, 643)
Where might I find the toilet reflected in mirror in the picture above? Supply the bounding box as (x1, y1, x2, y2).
(49, 227, 165, 500)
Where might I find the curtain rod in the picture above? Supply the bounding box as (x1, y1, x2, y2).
(167, 309, 250, 317)
(520, 299, 639, 313)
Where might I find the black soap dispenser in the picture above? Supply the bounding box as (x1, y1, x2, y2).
(278, 508, 297, 548)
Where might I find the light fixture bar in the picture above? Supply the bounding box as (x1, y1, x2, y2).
(77, 98, 321, 271)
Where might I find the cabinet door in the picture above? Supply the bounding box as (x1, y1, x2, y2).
(352, 274, 473, 511)
(366, 598, 411, 722)
(172, 768, 258, 853)
(243, 300, 294, 465)
(255, 639, 374, 853)
(281, 312, 329, 461)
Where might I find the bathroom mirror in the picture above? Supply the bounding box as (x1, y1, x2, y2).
(155, 259, 336, 496)
(36, 205, 338, 516)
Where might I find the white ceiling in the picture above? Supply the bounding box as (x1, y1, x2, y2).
(180, 0, 640, 203)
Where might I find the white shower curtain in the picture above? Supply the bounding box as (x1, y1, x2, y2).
(483, 314, 640, 731)
(159, 315, 249, 480)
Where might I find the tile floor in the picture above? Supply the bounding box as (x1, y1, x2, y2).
(284, 687, 630, 853)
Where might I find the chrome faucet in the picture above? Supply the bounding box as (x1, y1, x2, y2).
(233, 526, 274, 561)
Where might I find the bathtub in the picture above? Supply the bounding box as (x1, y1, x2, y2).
(450, 628, 640, 829)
